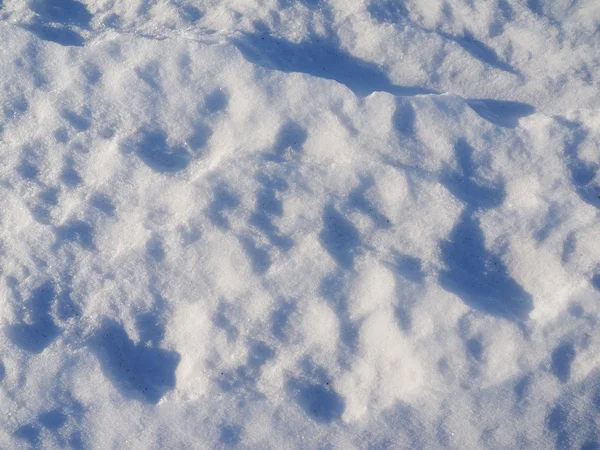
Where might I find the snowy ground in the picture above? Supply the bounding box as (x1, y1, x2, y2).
(0, 0, 599, 448)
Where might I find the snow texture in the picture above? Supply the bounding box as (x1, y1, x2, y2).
(0, 0, 599, 448)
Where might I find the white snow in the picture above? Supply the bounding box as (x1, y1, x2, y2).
(0, 0, 599, 448)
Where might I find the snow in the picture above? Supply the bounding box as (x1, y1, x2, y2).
(0, 0, 599, 448)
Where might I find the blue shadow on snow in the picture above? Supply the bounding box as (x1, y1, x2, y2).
(220, 424, 242, 445)
(346, 175, 392, 229)
(29, 0, 92, 27)
(6, 281, 61, 353)
(38, 409, 68, 430)
(239, 236, 271, 274)
(90, 320, 180, 404)
(439, 211, 533, 322)
(440, 139, 505, 209)
(391, 251, 425, 284)
(319, 272, 361, 360)
(250, 174, 294, 251)
(287, 360, 345, 424)
(124, 128, 192, 174)
(439, 139, 533, 321)
(547, 404, 570, 450)
(440, 32, 518, 75)
(319, 204, 363, 270)
(20, 23, 85, 47)
(467, 99, 535, 128)
(208, 183, 240, 230)
(550, 342, 576, 383)
(22, 0, 92, 47)
(56, 220, 95, 250)
(367, 0, 409, 24)
(218, 341, 274, 395)
(557, 117, 600, 210)
(270, 298, 296, 341)
(266, 121, 307, 163)
(232, 33, 438, 97)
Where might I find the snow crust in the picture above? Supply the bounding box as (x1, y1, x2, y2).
(0, 0, 600, 448)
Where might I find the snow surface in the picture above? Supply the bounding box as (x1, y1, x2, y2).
(0, 0, 600, 448)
